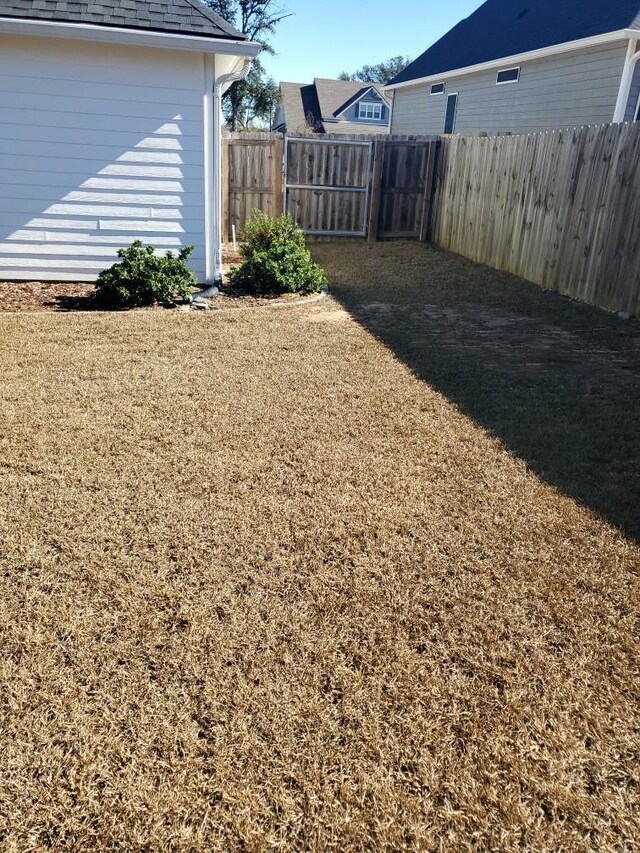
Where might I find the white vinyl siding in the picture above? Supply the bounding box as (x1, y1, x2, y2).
(0, 34, 207, 282)
(391, 41, 629, 136)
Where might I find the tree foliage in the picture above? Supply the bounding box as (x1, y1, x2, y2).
(205, 1, 289, 129)
(338, 56, 410, 85)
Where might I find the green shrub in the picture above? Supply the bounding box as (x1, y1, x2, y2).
(227, 211, 327, 296)
(96, 241, 196, 309)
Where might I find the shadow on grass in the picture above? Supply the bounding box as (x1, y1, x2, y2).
(315, 241, 640, 543)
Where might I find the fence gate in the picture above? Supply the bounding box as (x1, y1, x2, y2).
(374, 140, 439, 240)
(285, 137, 373, 236)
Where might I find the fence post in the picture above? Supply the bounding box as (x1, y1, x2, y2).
(221, 135, 230, 242)
(273, 135, 285, 218)
(419, 141, 438, 242)
(368, 140, 384, 243)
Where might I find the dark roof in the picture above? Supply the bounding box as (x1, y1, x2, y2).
(277, 82, 323, 133)
(0, 0, 246, 40)
(390, 0, 640, 85)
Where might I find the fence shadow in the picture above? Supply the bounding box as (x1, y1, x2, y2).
(315, 241, 640, 543)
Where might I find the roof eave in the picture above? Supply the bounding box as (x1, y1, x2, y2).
(0, 15, 262, 56)
(384, 28, 634, 92)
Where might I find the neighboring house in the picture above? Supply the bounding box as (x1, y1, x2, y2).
(386, 0, 640, 136)
(0, 1, 260, 285)
(273, 78, 391, 134)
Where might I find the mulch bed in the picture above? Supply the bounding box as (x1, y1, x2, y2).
(0, 245, 319, 312)
(0, 244, 304, 312)
(0, 281, 98, 312)
(0, 280, 317, 313)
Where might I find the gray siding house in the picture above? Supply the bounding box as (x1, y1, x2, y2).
(273, 79, 390, 134)
(386, 0, 640, 136)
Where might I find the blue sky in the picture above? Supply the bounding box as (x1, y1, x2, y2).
(261, 0, 481, 84)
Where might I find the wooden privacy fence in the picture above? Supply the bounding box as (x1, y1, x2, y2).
(222, 131, 440, 242)
(223, 125, 640, 314)
(433, 122, 640, 315)
(285, 137, 373, 236)
(222, 132, 284, 240)
(372, 139, 439, 241)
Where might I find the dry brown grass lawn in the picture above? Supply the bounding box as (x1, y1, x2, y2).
(1, 242, 639, 851)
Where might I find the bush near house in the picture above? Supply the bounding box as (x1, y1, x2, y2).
(96, 241, 196, 309)
(227, 211, 327, 295)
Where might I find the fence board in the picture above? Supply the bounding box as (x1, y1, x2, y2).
(224, 132, 282, 240)
(377, 141, 437, 238)
(285, 137, 372, 235)
(433, 123, 640, 315)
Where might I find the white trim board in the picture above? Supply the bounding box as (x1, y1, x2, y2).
(385, 29, 634, 92)
(613, 39, 640, 121)
(0, 16, 262, 57)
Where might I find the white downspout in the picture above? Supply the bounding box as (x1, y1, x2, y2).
(613, 38, 639, 123)
(195, 57, 252, 300)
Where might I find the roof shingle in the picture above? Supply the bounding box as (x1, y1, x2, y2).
(0, 0, 246, 39)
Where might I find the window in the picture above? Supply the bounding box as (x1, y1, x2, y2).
(430, 82, 445, 95)
(496, 67, 520, 84)
(358, 102, 382, 120)
(444, 93, 458, 134)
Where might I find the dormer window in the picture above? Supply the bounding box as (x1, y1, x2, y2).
(358, 102, 382, 120)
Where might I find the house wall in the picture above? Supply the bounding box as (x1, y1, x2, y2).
(0, 34, 207, 282)
(391, 41, 629, 136)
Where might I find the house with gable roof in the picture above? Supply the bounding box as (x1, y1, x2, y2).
(385, 0, 640, 136)
(273, 78, 391, 134)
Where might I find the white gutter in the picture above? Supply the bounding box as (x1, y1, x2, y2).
(613, 38, 640, 121)
(384, 29, 635, 92)
(0, 16, 261, 56)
